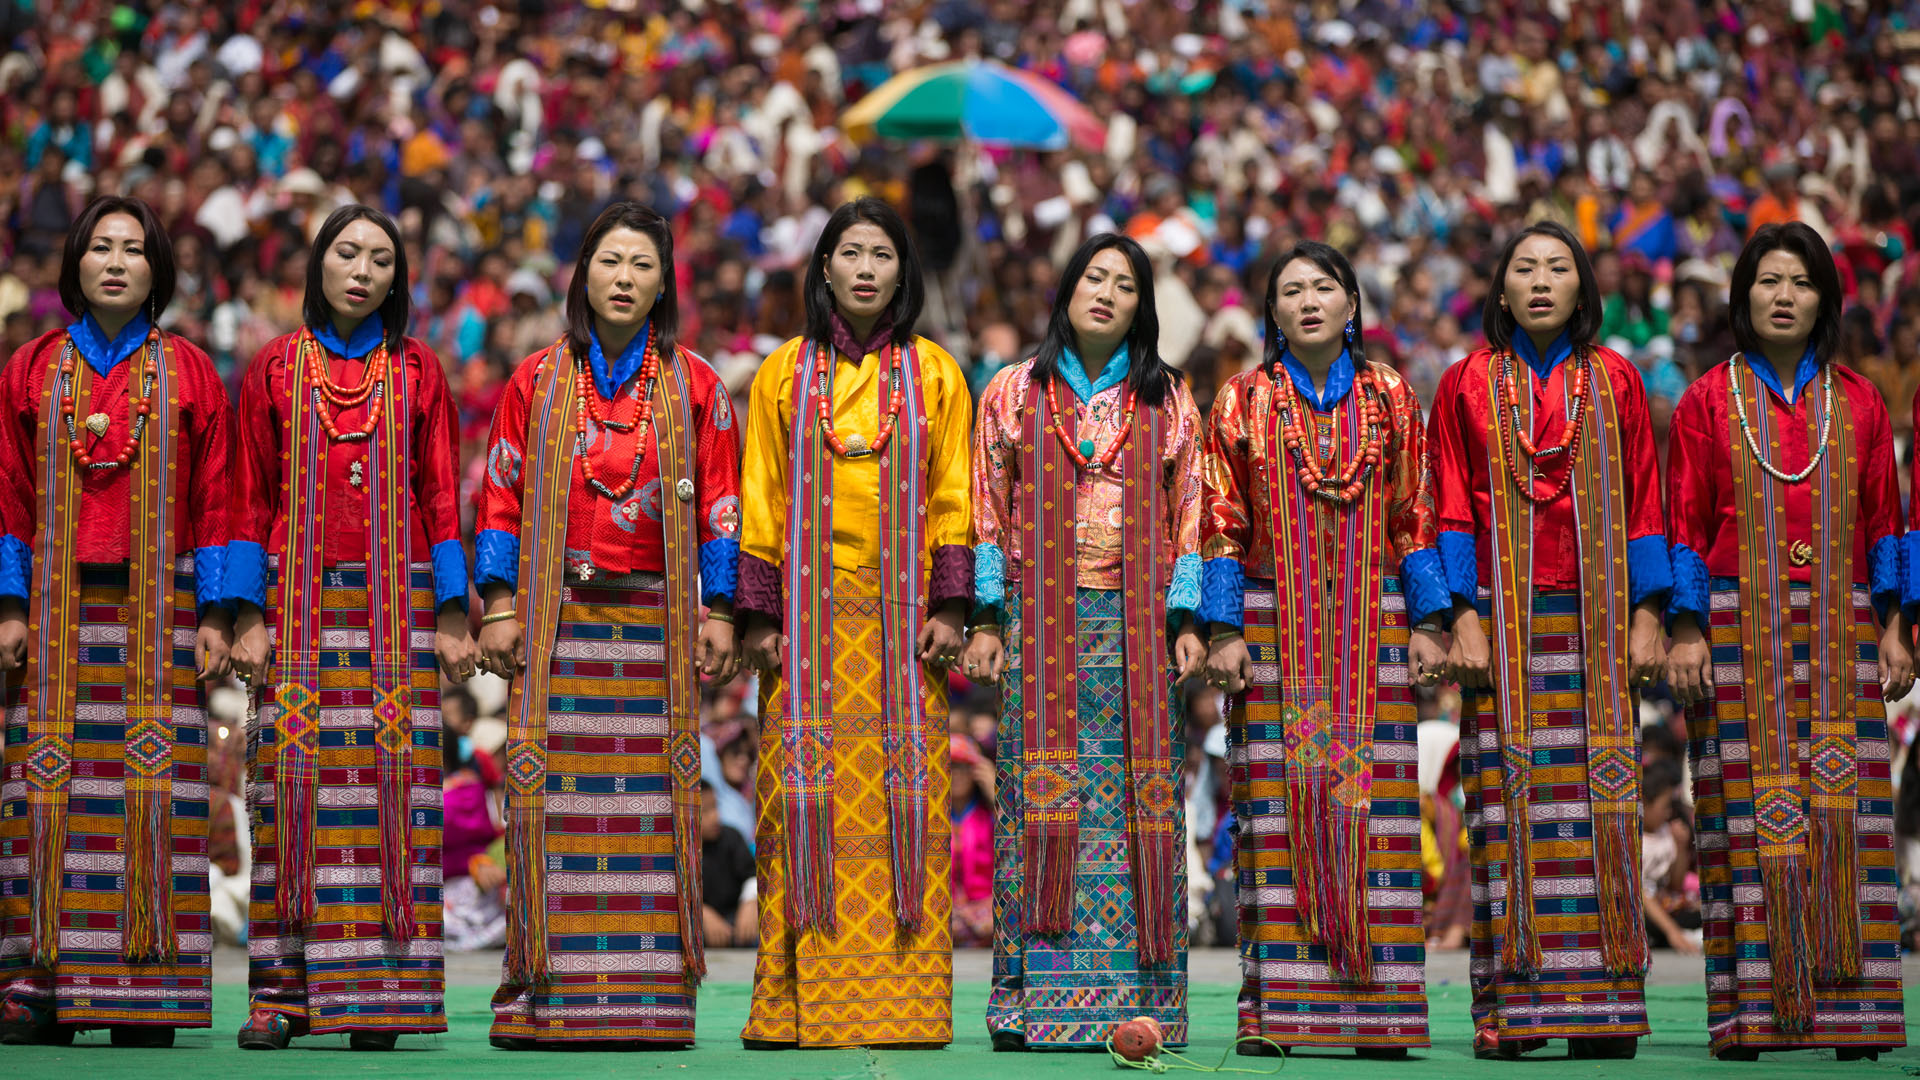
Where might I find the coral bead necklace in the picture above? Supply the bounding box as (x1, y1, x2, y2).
(1493, 345, 1591, 505)
(61, 328, 161, 470)
(814, 338, 904, 458)
(1271, 361, 1385, 504)
(571, 323, 660, 501)
(303, 329, 387, 443)
(1043, 374, 1135, 471)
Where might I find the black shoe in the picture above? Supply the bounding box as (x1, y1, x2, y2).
(1713, 1047, 1759, 1062)
(1356, 1047, 1409, 1060)
(110, 1026, 176, 1049)
(349, 1031, 398, 1051)
(742, 1038, 798, 1051)
(1236, 1039, 1285, 1057)
(991, 1031, 1027, 1052)
(1568, 1037, 1637, 1060)
(1474, 1036, 1544, 1060)
(237, 1010, 294, 1051)
(491, 1035, 538, 1050)
(1837, 1048, 1882, 1062)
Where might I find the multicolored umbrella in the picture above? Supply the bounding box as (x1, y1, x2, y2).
(842, 60, 1106, 152)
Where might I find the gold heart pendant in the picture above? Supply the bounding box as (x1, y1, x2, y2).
(84, 412, 110, 436)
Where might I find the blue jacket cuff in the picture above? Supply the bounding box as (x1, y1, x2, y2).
(1399, 547, 1450, 627)
(700, 537, 740, 607)
(0, 535, 28, 603)
(1870, 533, 1900, 625)
(225, 540, 267, 610)
(431, 538, 470, 613)
(474, 529, 519, 593)
(1166, 552, 1202, 629)
(1199, 556, 1246, 630)
(972, 543, 1007, 626)
(1438, 530, 1478, 610)
(1904, 533, 1920, 624)
(1668, 542, 1710, 631)
(1627, 534, 1672, 612)
(192, 545, 230, 617)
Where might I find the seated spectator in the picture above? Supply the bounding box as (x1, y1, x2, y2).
(1641, 757, 1701, 954)
(701, 780, 758, 947)
(949, 734, 995, 948)
(441, 686, 507, 952)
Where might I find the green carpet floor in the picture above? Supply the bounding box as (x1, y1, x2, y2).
(3, 981, 1916, 1077)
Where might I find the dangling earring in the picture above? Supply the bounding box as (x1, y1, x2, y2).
(1273, 326, 1287, 352)
(1344, 317, 1355, 342)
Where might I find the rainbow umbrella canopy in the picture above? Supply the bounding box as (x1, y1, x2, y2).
(842, 60, 1106, 152)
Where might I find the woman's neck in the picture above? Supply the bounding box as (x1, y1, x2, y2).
(595, 315, 640, 359)
(1760, 337, 1808, 377)
(841, 309, 878, 345)
(1524, 324, 1563, 357)
(331, 312, 364, 344)
(1074, 334, 1117, 387)
(92, 307, 135, 341)
(1289, 338, 1341, 387)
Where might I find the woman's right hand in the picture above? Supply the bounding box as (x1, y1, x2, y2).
(230, 604, 272, 686)
(742, 622, 786, 674)
(478, 617, 525, 679)
(1445, 608, 1492, 689)
(961, 628, 1005, 685)
(1204, 633, 1253, 694)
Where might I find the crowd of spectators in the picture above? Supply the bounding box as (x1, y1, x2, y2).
(10, 0, 1920, 950)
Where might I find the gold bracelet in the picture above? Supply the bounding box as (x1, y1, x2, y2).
(481, 609, 517, 626)
(706, 610, 735, 624)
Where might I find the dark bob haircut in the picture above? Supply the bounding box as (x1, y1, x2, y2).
(1729, 221, 1843, 365)
(565, 201, 680, 365)
(1031, 232, 1177, 408)
(1262, 240, 1370, 381)
(59, 195, 176, 320)
(803, 196, 923, 346)
(304, 204, 410, 352)
(1480, 220, 1602, 354)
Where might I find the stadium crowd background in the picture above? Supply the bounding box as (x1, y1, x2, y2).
(7, 0, 1920, 952)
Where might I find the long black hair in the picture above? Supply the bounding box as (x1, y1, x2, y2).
(1260, 240, 1368, 383)
(803, 196, 923, 346)
(1031, 233, 1176, 407)
(565, 201, 680, 364)
(59, 195, 176, 320)
(1729, 221, 1843, 366)
(1479, 219, 1601, 354)
(303, 204, 410, 352)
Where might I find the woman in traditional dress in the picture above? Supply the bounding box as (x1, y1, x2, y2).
(473, 201, 743, 1048)
(1427, 220, 1668, 1061)
(227, 204, 477, 1051)
(735, 196, 972, 1050)
(962, 233, 1203, 1051)
(0, 196, 233, 1049)
(1197, 241, 1449, 1059)
(1666, 221, 1910, 1061)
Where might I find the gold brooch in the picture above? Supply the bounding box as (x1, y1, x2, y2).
(1788, 540, 1814, 567)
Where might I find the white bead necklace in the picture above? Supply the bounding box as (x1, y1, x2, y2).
(1728, 354, 1833, 484)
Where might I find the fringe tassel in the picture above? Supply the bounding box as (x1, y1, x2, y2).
(889, 772, 926, 933)
(1500, 793, 1542, 978)
(1289, 778, 1373, 982)
(274, 770, 315, 926)
(782, 798, 837, 936)
(1810, 809, 1862, 982)
(1331, 801, 1373, 983)
(122, 786, 175, 962)
(1134, 827, 1174, 967)
(377, 749, 415, 943)
(673, 794, 706, 981)
(1760, 854, 1815, 1031)
(1027, 829, 1077, 935)
(503, 796, 549, 987)
(1593, 809, 1648, 978)
(28, 807, 65, 968)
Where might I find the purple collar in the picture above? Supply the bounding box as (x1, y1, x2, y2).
(830, 312, 895, 361)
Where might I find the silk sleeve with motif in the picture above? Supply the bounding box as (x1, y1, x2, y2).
(1198, 370, 1259, 630)
(409, 340, 471, 611)
(1380, 372, 1448, 626)
(969, 362, 1021, 624)
(472, 351, 539, 592)
(1664, 376, 1718, 630)
(1162, 378, 1205, 625)
(1609, 352, 1673, 613)
(0, 336, 37, 602)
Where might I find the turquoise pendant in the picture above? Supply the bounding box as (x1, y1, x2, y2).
(1079, 438, 1097, 460)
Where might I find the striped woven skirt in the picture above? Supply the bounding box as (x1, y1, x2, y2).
(986, 587, 1190, 1049)
(1460, 588, 1649, 1044)
(743, 565, 953, 1048)
(1689, 583, 1906, 1054)
(0, 560, 211, 1029)
(245, 562, 445, 1035)
(490, 572, 696, 1045)
(1230, 576, 1427, 1049)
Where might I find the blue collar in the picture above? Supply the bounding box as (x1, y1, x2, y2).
(586, 319, 653, 401)
(1280, 347, 1355, 412)
(1742, 346, 1821, 406)
(1512, 328, 1574, 379)
(66, 310, 152, 376)
(1056, 341, 1131, 402)
(309, 314, 386, 360)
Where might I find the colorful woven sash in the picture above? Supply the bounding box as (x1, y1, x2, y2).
(1016, 376, 1178, 964)
(782, 338, 931, 934)
(271, 329, 416, 942)
(502, 340, 708, 985)
(1264, 370, 1385, 982)
(1728, 365, 1860, 1030)
(24, 331, 181, 966)
(1483, 354, 1646, 980)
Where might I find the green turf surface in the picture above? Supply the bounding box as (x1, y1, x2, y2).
(3, 980, 1915, 1077)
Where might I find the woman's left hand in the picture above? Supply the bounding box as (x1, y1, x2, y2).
(1172, 629, 1206, 685)
(698, 614, 741, 685)
(917, 606, 966, 671)
(435, 605, 480, 684)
